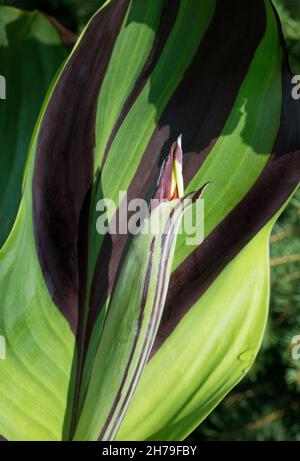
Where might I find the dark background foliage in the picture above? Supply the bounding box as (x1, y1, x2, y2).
(0, 0, 299, 441)
(0, 0, 105, 32)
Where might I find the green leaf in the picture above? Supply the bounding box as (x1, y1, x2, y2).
(0, 0, 299, 441)
(117, 219, 273, 440)
(0, 7, 70, 248)
(0, 201, 75, 440)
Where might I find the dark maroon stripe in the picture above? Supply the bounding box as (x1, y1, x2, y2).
(100, 0, 181, 170)
(143, 0, 267, 189)
(87, 0, 180, 335)
(98, 238, 155, 440)
(88, 0, 266, 336)
(32, 0, 130, 332)
(152, 21, 300, 354)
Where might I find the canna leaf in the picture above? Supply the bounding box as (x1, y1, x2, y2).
(0, 0, 299, 442)
(117, 216, 275, 440)
(0, 7, 72, 248)
(75, 195, 196, 441)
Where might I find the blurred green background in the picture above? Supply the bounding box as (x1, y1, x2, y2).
(0, 0, 299, 441)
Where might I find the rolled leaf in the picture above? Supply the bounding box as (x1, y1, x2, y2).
(75, 196, 195, 441)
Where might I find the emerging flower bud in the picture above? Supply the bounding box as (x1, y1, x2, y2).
(154, 135, 184, 203)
